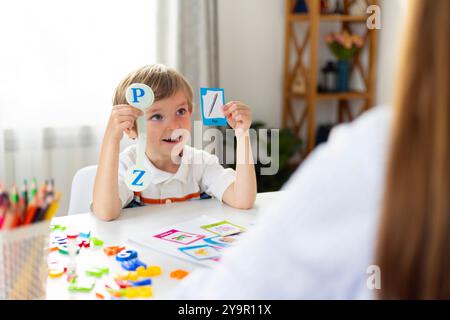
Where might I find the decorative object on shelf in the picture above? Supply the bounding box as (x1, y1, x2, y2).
(325, 31, 364, 92)
(349, 0, 368, 16)
(320, 0, 328, 14)
(333, 0, 344, 14)
(319, 61, 338, 92)
(293, 0, 308, 13)
(337, 60, 350, 92)
(292, 68, 307, 95)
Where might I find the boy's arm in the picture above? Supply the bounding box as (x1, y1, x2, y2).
(92, 135, 122, 221)
(221, 101, 257, 209)
(222, 130, 257, 209)
(92, 105, 142, 221)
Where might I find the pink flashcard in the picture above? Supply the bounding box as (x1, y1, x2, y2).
(153, 229, 205, 245)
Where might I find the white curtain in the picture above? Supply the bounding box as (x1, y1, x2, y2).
(0, 0, 219, 216)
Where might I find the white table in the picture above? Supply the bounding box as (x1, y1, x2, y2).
(46, 192, 281, 299)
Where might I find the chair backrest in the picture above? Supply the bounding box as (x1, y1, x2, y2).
(68, 165, 97, 215)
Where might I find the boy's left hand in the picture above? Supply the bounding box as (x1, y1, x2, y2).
(222, 101, 252, 134)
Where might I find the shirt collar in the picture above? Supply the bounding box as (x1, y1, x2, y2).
(143, 145, 192, 185)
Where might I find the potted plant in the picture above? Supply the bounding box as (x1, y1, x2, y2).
(325, 31, 364, 92)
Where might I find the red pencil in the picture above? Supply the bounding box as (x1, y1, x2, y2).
(23, 194, 38, 225)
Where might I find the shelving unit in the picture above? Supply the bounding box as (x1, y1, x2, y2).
(282, 0, 379, 155)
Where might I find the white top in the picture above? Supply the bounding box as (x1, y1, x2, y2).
(118, 145, 236, 207)
(175, 106, 392, 299)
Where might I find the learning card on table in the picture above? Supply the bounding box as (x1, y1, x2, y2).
(200, 87, 227, 126)
(200, 221, 246, 236)
(153, 229, 204, 245)
(128, 215, 249, 267)
(203, 234, 241, 248)
(178, 244, 221, 261)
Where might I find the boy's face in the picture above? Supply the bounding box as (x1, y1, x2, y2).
(141, 89, 192, 159)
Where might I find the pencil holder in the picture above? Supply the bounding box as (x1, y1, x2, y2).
(0, 221, 51, 300)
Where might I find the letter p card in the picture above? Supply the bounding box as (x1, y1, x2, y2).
(200, 87, 227, 126)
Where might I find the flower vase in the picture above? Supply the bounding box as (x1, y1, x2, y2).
(337, 60, 350, 92)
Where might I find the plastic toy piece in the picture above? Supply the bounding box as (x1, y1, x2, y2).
(136, 266, 147, 277)
(90, 237, 104, 246)
(107, 289, 124, 299)
(115, 271, 130, 281)
(103, 245, 125, 256)
(120, 259, 147, 271)
(78, 231, 91, 239)
(170, 269, 189, 280)
(58, 244, 69, 255)
(104, 278, 121, 291)
(48, 263, 66, 278)
(67, 273, 77, 283)
(115, 271, 137, 281)
(128, 271, 139, 281)
(68, 278, 95, 293)
(120, 260, 137, 271)
(130, 278, 152, 287)
(133, 259, 147, 268)
(105, 286, 153, 299)
(50, 224, 66, 232)
(125, 287, 139, 299)
(78, 239, 90, 248)
(146, 266, 162, 277)
(137, 286, 152, 298)
(52, 235, 67, 245)
(85, 267, 109, 277)
(115, 279, 131, 289)
(115, 250, 138, 262)
(58, 244, 80, 255)
(66, 232, 79, 239)
(122, 286, 153, 299)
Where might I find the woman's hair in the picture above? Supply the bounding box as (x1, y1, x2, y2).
(113, 64, 194, 111)
(376, 0, 449, 299)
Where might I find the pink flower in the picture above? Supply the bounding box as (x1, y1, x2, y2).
(335, 34, 345, 46)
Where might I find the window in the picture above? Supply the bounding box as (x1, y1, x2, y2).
(0, 0, 157, 129)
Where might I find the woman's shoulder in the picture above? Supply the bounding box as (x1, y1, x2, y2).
(284, 105, 392, 193)
(327, 105, 392, 151)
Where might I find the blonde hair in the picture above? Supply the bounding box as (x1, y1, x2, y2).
(113, 64, 194, 111)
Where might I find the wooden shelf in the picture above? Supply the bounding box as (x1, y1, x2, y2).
(283, 0, 379, 155)
(289, 14, 368, 22)
(290, 91, 368, 100)
(318, 91, 368, 100)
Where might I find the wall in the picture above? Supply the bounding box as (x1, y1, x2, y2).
(217, 0, 285, 128)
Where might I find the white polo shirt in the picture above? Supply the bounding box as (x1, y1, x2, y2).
(118, 145, 236, 208)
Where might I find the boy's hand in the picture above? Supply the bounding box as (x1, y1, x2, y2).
(106, 104, 143, 141)
(222, 101, 252, 136)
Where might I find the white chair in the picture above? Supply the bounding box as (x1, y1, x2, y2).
(68, 165, 97, 215)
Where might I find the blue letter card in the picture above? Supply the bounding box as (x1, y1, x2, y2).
(200, 87, 227, 126)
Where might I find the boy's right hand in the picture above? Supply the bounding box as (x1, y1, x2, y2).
(106, 104, 143, 142)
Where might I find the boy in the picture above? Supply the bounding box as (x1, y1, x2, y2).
(92, 64, 256, 221)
